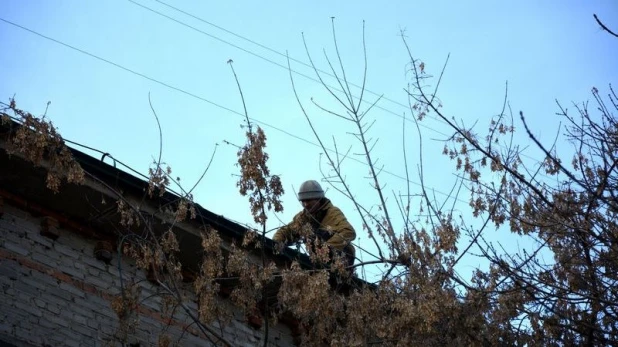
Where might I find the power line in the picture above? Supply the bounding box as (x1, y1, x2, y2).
(127, 0, 452, 139)
(151, 0, 412, 111)
(0, 18, 333, 148)
(0, 18, 239, 116)
(123, 2, 556, 189)
(135, 0, 554, 175)
(0, 17, 466, 201)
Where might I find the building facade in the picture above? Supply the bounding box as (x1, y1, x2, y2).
(0, 120, 302, 346)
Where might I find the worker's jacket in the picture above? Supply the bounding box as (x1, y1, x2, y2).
(273, 198, 356, 260)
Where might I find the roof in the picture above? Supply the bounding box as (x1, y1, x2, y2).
(0, 118, 313, 272)
(0, 115, 372, 301)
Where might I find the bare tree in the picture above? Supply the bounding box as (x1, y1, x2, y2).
(3, 13, 615, 346)
(404, 24, 618, 344)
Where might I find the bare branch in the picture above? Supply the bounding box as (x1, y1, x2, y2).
(593, 14, 618, 38)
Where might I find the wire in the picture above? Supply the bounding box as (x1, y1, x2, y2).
(0, 16, 467, 202)
(0, 18, 242, 116)
(134, 0, 555, 177)
(126, 1, 555, 189)
(128, 0, 452, 138)
(151, 0, 413, 112)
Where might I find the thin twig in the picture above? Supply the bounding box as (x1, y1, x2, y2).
(593, 14, 618, 38)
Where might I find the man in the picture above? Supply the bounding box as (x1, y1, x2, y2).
(273, 180, 356, 267)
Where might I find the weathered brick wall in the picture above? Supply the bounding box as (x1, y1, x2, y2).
(0, 202, 295, 347)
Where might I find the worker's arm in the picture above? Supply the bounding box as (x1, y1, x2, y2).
(273, 225, 292, 243)
(325, 227, 355, 249)
(273, 212, 303, 244)
(322, 207, 356, 249)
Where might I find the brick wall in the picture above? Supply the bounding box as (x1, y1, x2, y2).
(0, 202, 295, 347)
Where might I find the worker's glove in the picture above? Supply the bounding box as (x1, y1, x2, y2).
(314, 228, 332, 241)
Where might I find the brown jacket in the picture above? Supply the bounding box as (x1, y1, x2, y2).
(273, 198, 356, 255)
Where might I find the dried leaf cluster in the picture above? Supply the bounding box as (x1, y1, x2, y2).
(2, 98, 84, 192)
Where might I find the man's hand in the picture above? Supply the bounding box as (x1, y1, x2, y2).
(314, 228, 332, 241)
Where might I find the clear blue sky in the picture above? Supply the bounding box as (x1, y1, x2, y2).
(1, 0, 617, 280)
